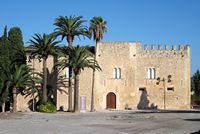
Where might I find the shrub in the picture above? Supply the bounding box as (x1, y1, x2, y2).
(38, 101, 56, 113)
(192, 95, 200, 101)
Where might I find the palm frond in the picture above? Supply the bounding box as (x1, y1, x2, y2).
(53, 15, 89, 44)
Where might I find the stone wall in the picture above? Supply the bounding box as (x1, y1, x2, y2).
(95, 42, 139, 110)
(95, 42, 191, 110)
(136, 44, 190, 109)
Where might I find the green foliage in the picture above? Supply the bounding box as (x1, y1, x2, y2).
(0, 26, 26, 66)
(53, 15, 89, 45)
(0, 26, 13, 106)
(29, 33, 60, 60)
(0, 77, 10, 105)
(0, 26, 29, 111)
(191, 70, 200, 96)
(9, 64, 33, 90)
(8, 27, 23, 49)
(38, 101, 56, 113)
(57, 46, 101, 75)
(89, 16, 107, 43)
(8, 27, 26, 65)
(192, 95, 200, 101)
(3, 26, 8, 38)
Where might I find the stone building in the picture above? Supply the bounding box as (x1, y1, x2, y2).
(18, 42, 191, 111)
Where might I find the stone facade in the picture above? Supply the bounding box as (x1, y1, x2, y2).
(18, 42, 191, 111)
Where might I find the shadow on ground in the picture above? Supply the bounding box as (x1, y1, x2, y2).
(184, 119, 200, 122)
(190, 130, 200, 134)
(0, 112, 24, 119)
(128, 110, 200, 114)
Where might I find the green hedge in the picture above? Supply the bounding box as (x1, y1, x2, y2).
(38, 101, 56, 113)
(192, 95, 200, 101)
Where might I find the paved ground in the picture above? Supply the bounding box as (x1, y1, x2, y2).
(0, 110, 200, 134)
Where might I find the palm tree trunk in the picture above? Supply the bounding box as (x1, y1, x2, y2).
(90, 70, 95, 112)
(2, 102, 5, 112)
(12, 86, 17, 112)
(90, 41, 97, 112)
(73, 74, 80, 113)
(42, 58, 47, 103)
(68, 67, 73, 112)
(67, 41, 73, 112)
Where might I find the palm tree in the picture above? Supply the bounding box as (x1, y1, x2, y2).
(53, 15, 88, 46)
(53, 15, 89, 111)
(2, 64, 32, 112)
(57, 46, 101, 112)
(24, 71, 42, 111)
(29, 33, 60, 103)
(89, 16, 107, 112)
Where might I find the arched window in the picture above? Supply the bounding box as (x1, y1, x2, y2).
(117, 68, 121, 79)
(152, 68, 156, 79)
(151, 68, 154, 79)
(113, 68, 117, 78)
(113, 68, 121, 79)
(147, 68, 156, 79)
(148, 68, 152, 79)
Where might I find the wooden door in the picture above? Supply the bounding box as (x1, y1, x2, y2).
(106, 92, 116, 109)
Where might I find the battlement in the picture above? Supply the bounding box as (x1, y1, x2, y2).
(142, 44, 190, 51)
(98, 42, 190, 51)
(136, 43, 190, 58)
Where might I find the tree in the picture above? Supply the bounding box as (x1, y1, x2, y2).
(24, 71, 43, 111)
(0, 26, 27, 112)
(0, 77, 9, 112)
(89, 16, 107, 44)
(8, 27, 23, 49)
(29, 33, 60, 103)
(0, 26, 12, 112)
(191, 70, 200, 96)
(53, 15, 88, 46)
(53, 15, 89, 112)
(8, 27, 26, 65)
(1, 64, 32, 112)
(57, 46, 101, 112)
(11, 65, 31, 112)
(89, 16, 107, 112)
(0, 26, 10, 62)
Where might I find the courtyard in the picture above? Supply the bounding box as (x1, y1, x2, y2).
(0, 110, 200, 134)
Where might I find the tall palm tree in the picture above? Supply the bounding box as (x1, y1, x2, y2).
(53, 15, 89, 112)
(89, 16, 107, 112)
(29, 33, 60, 103)
(57, 46, 101, 112)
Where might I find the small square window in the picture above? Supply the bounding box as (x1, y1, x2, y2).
(167, 87, 174, 91)
(139, 88, 146, 91)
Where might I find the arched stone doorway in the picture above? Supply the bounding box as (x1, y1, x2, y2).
(106, 92, 116, 109)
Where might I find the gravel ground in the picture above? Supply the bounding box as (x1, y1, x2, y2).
(0, 110, 200, 134)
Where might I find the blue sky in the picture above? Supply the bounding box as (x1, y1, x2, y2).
(0, 0, 199, 74)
